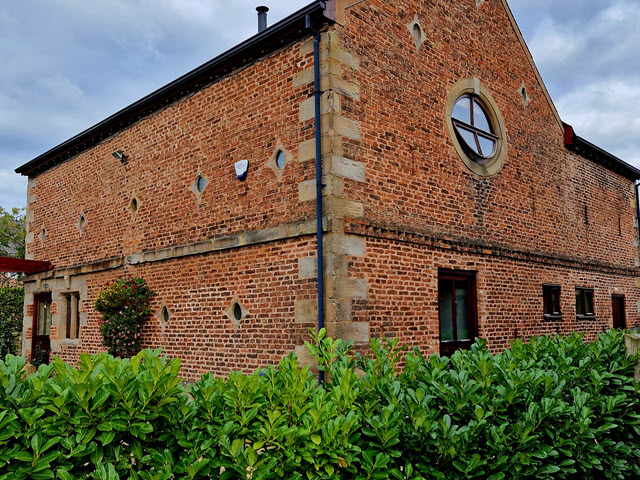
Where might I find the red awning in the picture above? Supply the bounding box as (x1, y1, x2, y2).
(0, 257, 53, 274)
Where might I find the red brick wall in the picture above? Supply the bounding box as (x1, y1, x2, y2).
(27, 42, 316, 268)
(55, 237, 317, 380)
(349, 235, 640, 358)
(334, 0, 638, 268)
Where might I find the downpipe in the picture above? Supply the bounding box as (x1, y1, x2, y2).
(305, 15, 325, 384)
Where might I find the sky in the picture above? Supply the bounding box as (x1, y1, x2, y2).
(0, 0, 638, 210)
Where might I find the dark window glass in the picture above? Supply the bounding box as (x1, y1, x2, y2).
(543, 285, 562, 318)
(233, 303, 243, 321)
(451, 94, 497, 162)
(576, 288, 595, 318)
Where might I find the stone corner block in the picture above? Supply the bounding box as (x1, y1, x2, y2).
(298, 179, 317, 203)
(325, 233, 366, 256)
(326, 322, 370, 344)
(295, 299, 318, 324)
(299, 257, 318, 279)
(330, 155, 365, 182)
(333, 277, 367, 299)
(294, 345, 317, 367)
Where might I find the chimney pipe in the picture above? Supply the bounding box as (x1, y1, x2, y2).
(257, 6, 269, 33)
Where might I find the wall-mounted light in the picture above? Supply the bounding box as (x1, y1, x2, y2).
(235, 160, 249, 181)
(112, 150, 127, 163)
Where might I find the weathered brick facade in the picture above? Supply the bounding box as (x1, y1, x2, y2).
(16, 0, 640, 379)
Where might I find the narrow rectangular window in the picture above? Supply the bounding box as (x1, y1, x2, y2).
(65, 293, 80, 339)
(576, 288, 595, 319)
(542, 284, 562, 319)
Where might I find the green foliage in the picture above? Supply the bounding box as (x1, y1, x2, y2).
(0, 285, 24, 356)
(0, 330, 639, 479)
(0, 207, 26, 260)
(94, 276, 154, 357)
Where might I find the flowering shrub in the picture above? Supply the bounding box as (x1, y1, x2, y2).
(94, 276, 153, 357)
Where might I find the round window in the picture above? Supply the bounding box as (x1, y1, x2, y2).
(451, 95, 497, 163)
(445, 78, 506, 176)
(196, 175, 206, 193)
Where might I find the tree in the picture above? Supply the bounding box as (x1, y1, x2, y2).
(0, 285, 24, 356)
(0, 207, 26, 260)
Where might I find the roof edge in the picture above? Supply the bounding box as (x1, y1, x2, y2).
(563, 123, 640, 180)
(499, 0, 563, 133)
(16, 1, 330, 177)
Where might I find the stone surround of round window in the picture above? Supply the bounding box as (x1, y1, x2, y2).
(445, 77, 506, 176)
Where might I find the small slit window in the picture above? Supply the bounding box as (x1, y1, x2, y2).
(130, 198, 138, 216)
(65, 293, 81, 340)
(197, 175, 207, 193)
(233, 303, 243, 321)
(275, 150, 285, 170)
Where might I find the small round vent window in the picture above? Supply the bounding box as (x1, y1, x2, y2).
(197, 175, 206, 193)
(275, 150, 285, 169)
(233, 303, 243, 321)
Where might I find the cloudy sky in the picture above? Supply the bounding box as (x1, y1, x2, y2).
(1, 0, 638, 210)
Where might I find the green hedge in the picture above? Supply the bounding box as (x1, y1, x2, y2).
(0, 329, 639, 479)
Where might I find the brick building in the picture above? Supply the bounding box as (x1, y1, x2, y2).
(12, 0, 640, 378)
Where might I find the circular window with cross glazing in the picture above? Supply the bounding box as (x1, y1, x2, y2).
(445, 78, 506, 176)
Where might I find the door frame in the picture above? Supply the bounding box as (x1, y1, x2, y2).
(31, 292, 52, 363)
(612, 294, 626, 330)
(438, 269, 478, 356)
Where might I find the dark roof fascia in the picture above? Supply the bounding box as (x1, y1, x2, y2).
(16, 1, 330, 177)
(563, 123, 640, 180)
(0, 257, 53, 274)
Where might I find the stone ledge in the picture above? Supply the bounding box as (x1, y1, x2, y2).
(22, 219, 326, 282)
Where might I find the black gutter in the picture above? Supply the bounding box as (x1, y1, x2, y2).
(305, 15, 325, 384)
(16, 1, 330, 177)
(563, 123, 640, 180)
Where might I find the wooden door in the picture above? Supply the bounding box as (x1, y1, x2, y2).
(438, 270, 477, 356)
(612, 295, 626, 330)
(31, 293, 52, 364)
